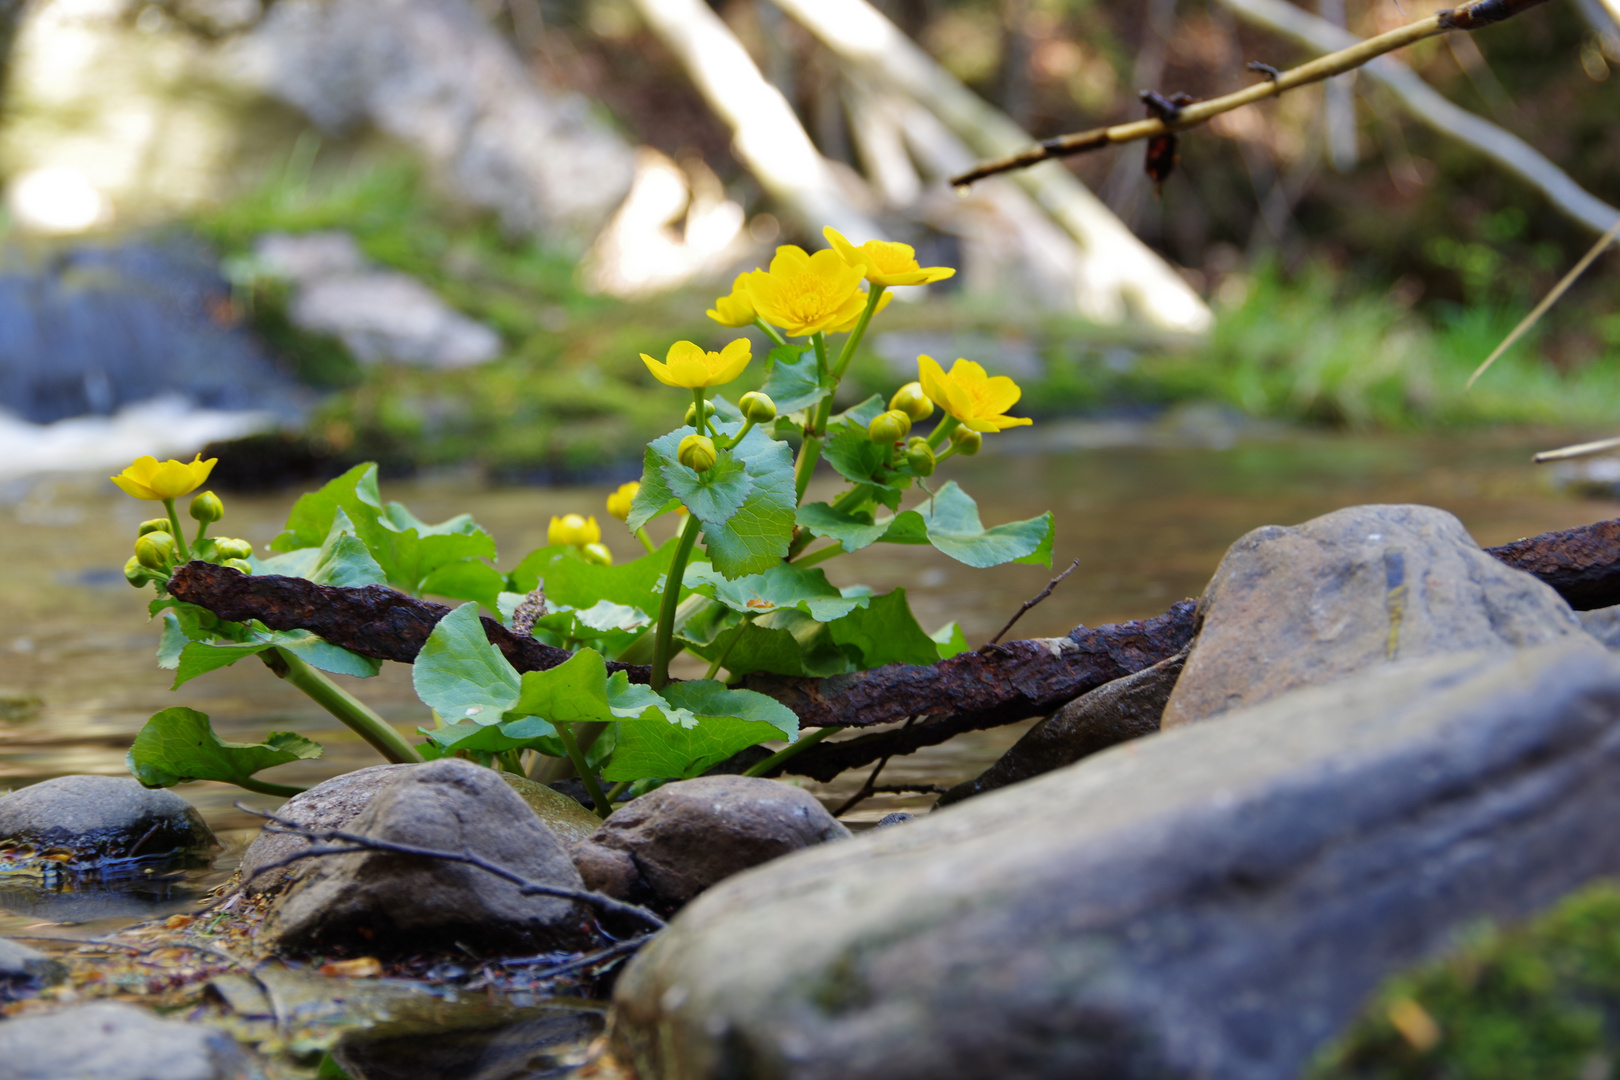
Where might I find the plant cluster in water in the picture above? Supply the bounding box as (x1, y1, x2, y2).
(115, 228, 1053, 817)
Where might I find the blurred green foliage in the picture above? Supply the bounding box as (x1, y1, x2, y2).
(1313, 881, 1620, 1080)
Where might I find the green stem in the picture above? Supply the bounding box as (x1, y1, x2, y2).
(692, 389, 709, 437)
(703, 628, 746, 680)
(831, 486, 871, 515)
(926, 415, 962, 450)
(742, 726, 837, 777)
(634, 527, 657, 554)
(233, 775, 307, 798)
(830, 285, 885, 381)
(722, 418, 757, 450)
(792, 333, 833, 503)
(754, 317, 788, 348)
(498, 749, 525, 774)
(932, 443, 961, 467)
(193, 519, 210, 547)
(260, 647, 422, 764)
(555, 721, 611, 819)
(605, 779, 632, 804)
(162, 499, 192, 562)
(651, 515, 703, 690)
(792, 543, 845, 569)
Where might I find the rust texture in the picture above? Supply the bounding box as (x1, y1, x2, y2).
(1483, 517, 1620, 611)
(1439, 0, 1554, 31)
(167, 562, 652, 679)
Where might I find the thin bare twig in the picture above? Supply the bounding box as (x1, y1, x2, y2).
(832, 715, 918, 817)
(950, 0, 1554, 187)
(1533, 436, 1620, 464)
(986, 558, 1081, 648)
(237, 805, 665, 932)
(500, 935, 653, 979)
(1468, 213, 1620, 388)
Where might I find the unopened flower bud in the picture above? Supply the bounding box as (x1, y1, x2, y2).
(548, 514, 602, 548)
(135, 532, 174, 571)
(889, 382, 934, 422)
(213, 538, 253, 561)
(581, 542, 614, 567)
(683, 400, 719, 426)
(189, 490, 224, 524)
(137, 518, 170, 536)
(905, 438, 936, 477)
(124, 556, 151, 587)
(949, 427, 983, 456)
(678, 434, 718, 472)
(738, 391, 776, 423)
(606, 481, 640, 522)
(222, 558, 254, 574)
(868, 409, 912, 445)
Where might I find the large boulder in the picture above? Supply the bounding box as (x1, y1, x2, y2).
(937, 648, 1187, 806)
(572, 776, 849, 915)
(610, 638, 1620, 1080)
(238, 763, 600, 895)
(0, 775, 216, 864)
(1161, 503, 1583, 728)
(0, 1002, 251, 1080)
(263, 758, 595, 955)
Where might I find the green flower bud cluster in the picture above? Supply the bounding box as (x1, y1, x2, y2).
(678, 433, 718, 472)
(949, 427, 982, 456)
(189, 491, 224, 525)
(888, 382, 934, 422)
(126, 489, 255, 588)
(905, 437, 936, 476)
(684, 400, 719, 427)
(868, 409, 912, 445)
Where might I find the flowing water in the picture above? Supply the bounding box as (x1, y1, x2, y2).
(0, 421, 1612, 1068)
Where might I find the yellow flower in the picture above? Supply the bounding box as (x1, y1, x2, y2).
(917, 355, 1033, 433)
(640, 339, 752, 389)
(706, 274, 757, 328)
(606, 482, 640, 522)
(829, 288, 893, 333)
(111, 454, 217, 501)
(824, 227, 956, 287)
(549, 514, 602, 548)
(743, 246, 867, 337)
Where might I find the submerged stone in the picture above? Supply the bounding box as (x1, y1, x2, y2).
(572, 776, 849, 916)
(264, 758, 595, 956)
(0, 1002, 250, 1080)
(611, 639, 1620, 1080)
(0, 775, 216, 866)
(0, 939, 63, 1001)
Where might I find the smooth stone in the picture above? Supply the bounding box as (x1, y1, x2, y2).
(937, 647, 1187, 806)
(572, 776, 850, 915)
(1161, 503, 1582, 728)
(1579, 604, 1620, 649)
(0, 1002, 250, 1080)
(610, 639, 1620, 1080)
(237, 764, 601, 894)
(0, 775, 216, 863)
(0, 939, 63, 1001)
(264, 758, 594, 955)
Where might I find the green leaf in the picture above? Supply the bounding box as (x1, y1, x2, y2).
(504, 649, 618, 726)
(412, 603, 521, 725)
(605, 679, 798, 782)
(827, 588, 940, 668)
(626, 433, 691, 532)
(265, 630, 383, 678)
(685, 562, 866, 623)
(698, 424, 797, 578)
(272, 463, 380, 553)
(419, 559, 506, 609)
(127, 707, 321, 789)
(822, 419, 904, 493)
(758, 345, 834, 414)
(508, 538, 682, 612)
(831, 394, 887, 428)
(171, 639, 274, 688)
(662, 451, 753, 526)
(424, 716, 558, 755)
(681, 608, 852, 678)
(914, 482, 1055, 569)
(931, 621, 971, 659)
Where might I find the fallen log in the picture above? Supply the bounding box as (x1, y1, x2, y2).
(1483, 518, 1620, 611)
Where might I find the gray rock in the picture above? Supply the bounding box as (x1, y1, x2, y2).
(0, 775, 216, 864)
(572, 776, 850, 915)
(610, 638, 1620, 1080)
(264, 758, 595, 955)
(238, 763, 602, 895)
(1161, 503, 1582, 728)
(0, 939, 64, 1001)
(0, 1002, 251, 1080)
(225, 0, 635, 247)
(1580, 604, 1620, 649)
(937, 648, 1187, 806)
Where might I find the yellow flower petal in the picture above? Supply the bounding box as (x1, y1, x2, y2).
(744, 245, 867, 337)
(706, 274, 757, 328)
(110, 454, 215, 501)
(712, 338, 753, 385)
(917, 356, 1031, 434)
(822, 227, 957, 288)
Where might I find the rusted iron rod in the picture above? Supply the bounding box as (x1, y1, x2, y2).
(1484, 518, 1620, 611)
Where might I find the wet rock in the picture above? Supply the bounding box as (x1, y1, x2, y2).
(264, 758, 595, 955)
(872, 813, 914, 829)
(1161, 503, 1582, 728)
(239, 764, 601, 895)
(1580, 604, 1620, 649)
(572, 776, 849, 915)
(0, 939, 64, 1001)
(610, 639, 1620, 1080)
(333, 1010, 602, 1080)
(0, 1002, 251, 1080)
(0, 775, 216, 864)
(937, 648, 1187, 806)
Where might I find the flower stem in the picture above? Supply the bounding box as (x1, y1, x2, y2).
(234, 775, 307, 798)
(791, 542, 845, 569)
(651, 514, 703, 690)
(830, 285, 885, 381)
(754, 317, 788, 348)
(555, 721, 611, 819)
(692, 389, 708, 437)
(259, 647, 422, 764)
(792, 333, 833, 503)
(634, 527, 657, 554)
(926, 415, 962, 450)
(605, 779, 632, 804)
(742, 725, 837, 777)
(162, 499, 193, 563)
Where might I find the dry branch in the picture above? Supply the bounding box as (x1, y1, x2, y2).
(950, 0, 1619, 240)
